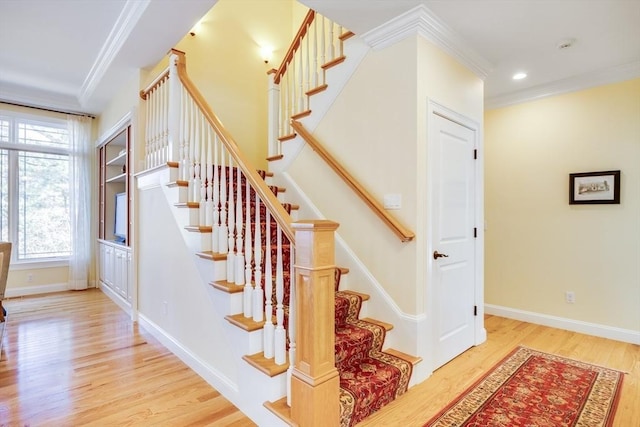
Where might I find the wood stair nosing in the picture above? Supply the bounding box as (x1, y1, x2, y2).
(339, 31, 355, 42)
(278, 133, 297, 142)
(225, 313, 265, 332)
(339, 289, 369, 302)
(291, 110, 311, 120)
(167, 180, 188, 188)
(184, 225, 212, 233)
(267, 154, 284, 162)
(174, 201, 199, 208)
(243, 352, 289, 377)
(384, 348, 423, 367)
(210, 280, 244, 294)
(264, 397, 295, 427)
(195, 251, 227, 261)
(360, 317, 393, 332)
(306, 84, 328, 97)
(167, 161, 180, 168)
(322, 55, 346, 70)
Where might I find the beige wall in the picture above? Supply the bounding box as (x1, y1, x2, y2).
(288, 35, 483, 315)
(485, 78, 640, 331)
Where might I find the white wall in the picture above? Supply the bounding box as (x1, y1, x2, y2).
(485, 78, 640, 336)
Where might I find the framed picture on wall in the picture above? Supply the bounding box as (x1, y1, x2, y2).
(569, 170, 620, 204)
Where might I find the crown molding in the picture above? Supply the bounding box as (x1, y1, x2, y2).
(485, 60, 640, 110)
(361, 4, 493, 80)
(78, 0, 151, 107)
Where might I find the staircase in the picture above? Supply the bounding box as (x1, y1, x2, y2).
(138, 9, 421, 427)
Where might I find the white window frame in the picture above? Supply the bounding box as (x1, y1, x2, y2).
(0, 109, 71, 267)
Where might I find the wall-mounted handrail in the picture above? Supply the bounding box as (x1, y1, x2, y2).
(173, 49, 295, 244)
(291, 120, 415, 242)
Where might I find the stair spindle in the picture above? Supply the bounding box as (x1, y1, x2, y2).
(212, 132, 220, 252)
(218, 147, 228, 254)
(263, 210, 274, 358)
(252, 192, 264, 322)
(286, 244, 296, 406)
(227, 153, 236, 283)
(274, 225, 286, 365)
(242, 174, 252, 317)
(235, 167, 245, 286)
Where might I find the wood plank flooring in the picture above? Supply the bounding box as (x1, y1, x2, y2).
(1, 290, 638, 426)
(0, 289, 255, 426)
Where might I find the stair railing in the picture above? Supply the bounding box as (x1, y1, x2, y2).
(292, 120, 415, 242)
(267, 10, 353, 157)
(141, 49, 339, 423)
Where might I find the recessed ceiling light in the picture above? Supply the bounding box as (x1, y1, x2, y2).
(513, 72, 527, 80)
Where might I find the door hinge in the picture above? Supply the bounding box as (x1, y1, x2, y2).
(473, 149, 477, 159)
(474, 305, 477, 316)
(474, 227, 477, 238)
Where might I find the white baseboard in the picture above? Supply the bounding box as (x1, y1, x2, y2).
(485, 304, 640, 345)
(137, 313, 240, 397)
(5, 282, 70, 298)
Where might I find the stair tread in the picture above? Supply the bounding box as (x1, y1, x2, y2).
(291, 109, 311, 120)
(384, 348, 423, 366)
(322, 55, 346, 70)
(185, 225, 212, 233)
(167, 161, 179, 168)
(210, 280, 244, 294)
(340, 289, 369, 301)
(278, 133, 296, 142)
(266, 154, 284, 162)
(195, 251, 227, 261)
(167, 180, 188, 188)
(243, 352, 288, 377)
(174, 202, 199, 208)
(264, 397, 294, 426)
(360, 317, 393, 331)
(225, 313, 265, 331)
(306, 84, 328, 97)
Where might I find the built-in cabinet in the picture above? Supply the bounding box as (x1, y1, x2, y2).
(97, 121, 133, 309)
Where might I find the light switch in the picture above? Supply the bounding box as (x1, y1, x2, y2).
(383, 194, 401, 210)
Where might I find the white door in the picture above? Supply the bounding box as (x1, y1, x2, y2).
(430, 111, 477, 369)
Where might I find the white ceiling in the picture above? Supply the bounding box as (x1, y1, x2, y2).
(1, 0, 638, 115)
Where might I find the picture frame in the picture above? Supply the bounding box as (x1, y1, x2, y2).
(569, 170, 620, 205)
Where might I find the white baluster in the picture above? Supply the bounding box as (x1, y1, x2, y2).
(193, 112, 202, 206)
(253, 191, 264, 322)
(263, 210, 274, 358)
(312, 18, 319, 89)
(198, 118, 206, 226)
(286, 244, 296, 406)
(205, 126, 213, 227)
(305, 21, 311, 94)
(243, 177, 252, 318)
(180, 87, 188, 181)
(145, 92, 151, 169)
(226, 154, 236, 283)
(212, 132, 220, 252)
(297, 48, 304, 113)
(339, 24, 345, 57)
(188, 99, 195, 202)
(235, 167, 245, 286)
(321, 15, 326, 74)
(218, 148, 228, 254)
(274, 225, 286, 365)
(329, 21, 335, 61)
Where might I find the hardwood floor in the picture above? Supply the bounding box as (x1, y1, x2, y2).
(0, 289, 255, 426)
(1, 290, 638, 426)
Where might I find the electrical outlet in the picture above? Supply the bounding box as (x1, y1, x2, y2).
(565, 291, 575, 304)
(27, 273, 33, 283)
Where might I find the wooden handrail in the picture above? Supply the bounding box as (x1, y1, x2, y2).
(140, 67, 169, 100)
(172, 49, 295, 244)
(273, 10, 315, 85)
(291, 120, 415, 242)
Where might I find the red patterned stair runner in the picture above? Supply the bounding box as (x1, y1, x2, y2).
(233, 168, 412, 426)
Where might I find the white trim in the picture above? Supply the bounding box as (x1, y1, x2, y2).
(485, 304, 640, 345)
(9, 259, 68, 270)
(96, 111, 133, 147)
(485, 60, 640, 109)
(78, 0, 151, 106)
(5, 282, 69, 298)
(361, 4, 492, 80)
(137, 312, 240, 395)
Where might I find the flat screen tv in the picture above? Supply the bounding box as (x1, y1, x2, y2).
(114, 192, 127, 244)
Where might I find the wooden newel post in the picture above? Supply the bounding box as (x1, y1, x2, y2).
(291, 220, 340, 426)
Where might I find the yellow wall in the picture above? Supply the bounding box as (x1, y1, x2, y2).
(153, 0, 303, 169)
(485, 78, 640, 331)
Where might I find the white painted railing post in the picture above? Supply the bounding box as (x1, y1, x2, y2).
(168, 51, 181, 164)
(267, 71, 280, 157)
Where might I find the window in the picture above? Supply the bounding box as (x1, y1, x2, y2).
(0, 111, 71, 262)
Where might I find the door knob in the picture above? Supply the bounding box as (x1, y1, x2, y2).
(433, 250, 449, 260)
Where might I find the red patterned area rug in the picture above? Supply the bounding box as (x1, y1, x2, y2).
(424, 346, 624, 427)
